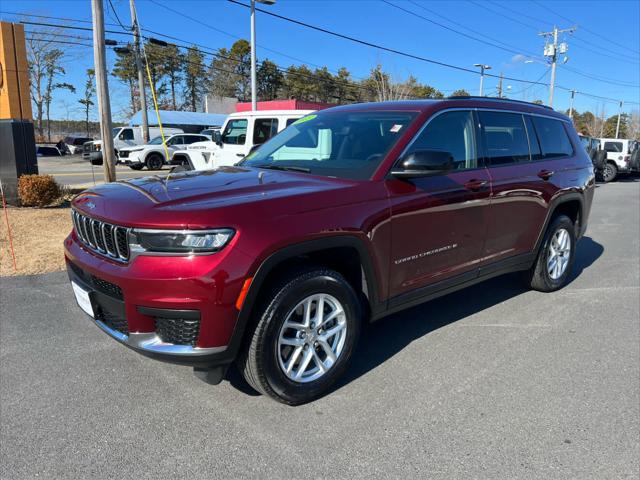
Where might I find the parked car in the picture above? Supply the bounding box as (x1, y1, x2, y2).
(599, 138, 636, 182)
(36, 145, 62, 157)
(578, 134, 606, 179)
(118, 133, 211, 170)
(172, 110, 314, 170)
(82, 126, 183, 165)
(65, 98, 594, 405)
(63, 136, 93, 155)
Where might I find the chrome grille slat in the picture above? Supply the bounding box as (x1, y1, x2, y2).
(72, 210, 130, 262)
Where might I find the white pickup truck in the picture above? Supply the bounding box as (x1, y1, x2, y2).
(82, 126, 182, 165)
(171, 110, 313, 170)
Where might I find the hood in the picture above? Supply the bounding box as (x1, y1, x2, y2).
(72, 166, 357, 229)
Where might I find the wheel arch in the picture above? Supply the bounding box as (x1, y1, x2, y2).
(534, 193, 584, 253)
(227, 235, 381, 359)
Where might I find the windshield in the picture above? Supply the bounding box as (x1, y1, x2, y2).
(112, 127, 122, 137)
(148, 136, 164, 145)
(242, 111, 418, 180)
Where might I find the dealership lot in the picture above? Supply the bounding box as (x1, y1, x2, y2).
(1, 180, 638, 479)
(37, 155, 166, 188)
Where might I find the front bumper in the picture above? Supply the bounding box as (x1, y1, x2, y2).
(64, 231, 254, 369)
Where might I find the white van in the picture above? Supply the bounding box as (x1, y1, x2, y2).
(82, 126, 183, 164)
(171, 110, 314, 170)
(599, 138, 637, 182)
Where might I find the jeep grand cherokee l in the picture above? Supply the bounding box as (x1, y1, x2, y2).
(65, 98, 595, 405)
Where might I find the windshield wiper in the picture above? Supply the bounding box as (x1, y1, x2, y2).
(254, 164, 311, 173)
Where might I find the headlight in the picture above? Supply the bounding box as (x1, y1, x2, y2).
(131, 228, 234, 254)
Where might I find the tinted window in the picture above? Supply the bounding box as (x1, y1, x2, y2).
(531, 117, 573, 158)
(480, 112, 530, 165)
(167, 135, 184, 145)
(184, 135, 205, 144)
(244, 111, 417, 180)
(120, 128, 134, 141)
(603, 141, 623, 153)
(286, 118, 298, 127)
(221, 119, 248, 145)
(408, 110, 478, 170)
(253, 118, 279, 145)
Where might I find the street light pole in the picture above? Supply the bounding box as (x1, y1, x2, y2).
(249, 0, 275, 111)
(250, 0, 257, 111)
(474, 64, 491, 96)
(130, 0, 149, 142)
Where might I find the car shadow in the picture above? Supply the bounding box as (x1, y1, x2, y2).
(226, 236, 604, 399)
(334, 235, 604, 394)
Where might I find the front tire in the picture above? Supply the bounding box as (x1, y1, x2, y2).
(239, 268, 362, 405)
(523, 215, 576, 292)
(146, 153, 164, 170)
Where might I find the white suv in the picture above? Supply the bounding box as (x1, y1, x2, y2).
(171, 110, 314, 171)
(600, 138, 637, 182)
(118, 133, 210, 170)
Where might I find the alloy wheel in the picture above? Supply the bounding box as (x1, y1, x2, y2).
(547, 228, 571, 280)
(277, 293, 347, 383)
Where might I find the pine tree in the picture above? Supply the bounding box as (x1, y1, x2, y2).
(183, 46, 205, 111)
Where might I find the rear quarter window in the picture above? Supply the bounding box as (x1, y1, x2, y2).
(603, 141, 623, 153)
(531, 116, 574, 159)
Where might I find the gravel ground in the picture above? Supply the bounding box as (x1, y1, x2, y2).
(0, 179, 638, 479)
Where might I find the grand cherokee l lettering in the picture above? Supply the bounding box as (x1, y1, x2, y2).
(65, 98, 595, 404)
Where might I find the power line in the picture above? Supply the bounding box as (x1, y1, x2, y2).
(227, 0, 550, 87)
(25, 36, 92, 48)
(25, 30, 94, 42)
(530, 0, 640, 56)
(381, 0, 540, 58)
(0, 10, 120, 27)
(106, 0, 128, 31)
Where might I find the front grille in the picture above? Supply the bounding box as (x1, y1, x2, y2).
(97, 306, 128, 335)
(155, 317, 200, 346)
(119, 150, 129, 158)
(72, 210, 131, 262)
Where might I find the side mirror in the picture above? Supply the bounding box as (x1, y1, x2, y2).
(213, 131, 222, 145)
(391, 150, 454, 178)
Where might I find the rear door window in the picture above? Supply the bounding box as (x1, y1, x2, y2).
(479, 111, 530, 165)
(253, 118, 279, 145)
(531, 116, 574, 159)
(221, 119, 248, 145)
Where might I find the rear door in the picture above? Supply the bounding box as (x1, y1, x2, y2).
(481, 111, 573, 264)
(386, 109, 491, 299)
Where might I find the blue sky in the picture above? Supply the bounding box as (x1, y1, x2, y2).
(2, 0, 639, 122)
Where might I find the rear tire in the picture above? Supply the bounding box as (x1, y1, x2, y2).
(238, 268, 362, 405)
(146, 153, 164, 170)
(523, 215, 575, 292)
(602, 162, 617, 183)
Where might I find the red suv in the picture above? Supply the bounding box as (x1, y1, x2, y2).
(65, 98, 595, 404)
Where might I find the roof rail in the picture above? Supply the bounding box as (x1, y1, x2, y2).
(446, 95, 553, 110)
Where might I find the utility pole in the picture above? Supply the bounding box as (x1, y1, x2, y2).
(497, 72, 503, 98)
(568, 89, 576, 118)
(130, 0, 149, 142)
(250, 0, 257, 111)
(91, 0, 115, 182)
(616, 100, 624, 138)
(474, 63, 491, 96)
(539, 25, 575, 108)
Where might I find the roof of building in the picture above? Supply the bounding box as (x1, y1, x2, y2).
(128, 110, 228, 127)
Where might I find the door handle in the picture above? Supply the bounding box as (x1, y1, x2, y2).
(464, 179, 488, 191)
(236, 153, 245, 157)
(538, 169, 554, 180)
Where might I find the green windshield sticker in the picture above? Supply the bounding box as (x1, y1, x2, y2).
(292, 114, 317, 125)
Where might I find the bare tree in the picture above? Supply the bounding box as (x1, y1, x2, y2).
(78, 69, 96, 137)
(628, 110, 640, 140)
(43, 49, 75, 141)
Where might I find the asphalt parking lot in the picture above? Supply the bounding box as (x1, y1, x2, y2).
(38, 155, 168, 188)
(1, 179, 638, 479)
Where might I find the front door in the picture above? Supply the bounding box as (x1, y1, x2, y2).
(387, 110, 491, 299)
(214, 117, 249, 167)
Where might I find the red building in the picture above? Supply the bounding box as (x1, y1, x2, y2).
(235, 99, 335, 112)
